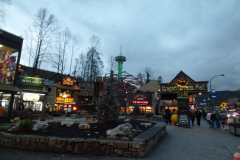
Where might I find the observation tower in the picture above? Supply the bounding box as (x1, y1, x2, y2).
(115, 47, 126, 81)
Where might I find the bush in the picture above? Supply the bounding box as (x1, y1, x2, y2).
(41, 130, 49, 134)
(19, 119, 33, 131)
(145, 112, 154, 118)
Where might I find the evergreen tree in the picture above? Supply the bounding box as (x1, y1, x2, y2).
(97, 79, 120, 122)
(133, 104, 141, 116)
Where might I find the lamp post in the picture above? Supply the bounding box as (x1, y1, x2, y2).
(209, 74, 224, 109)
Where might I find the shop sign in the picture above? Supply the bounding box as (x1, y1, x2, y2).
(19, 76, 44, 87)
(133, 101, 148, 105)
(56, 97, 74, 102)
(23, 94, 40, 101)
(133, 94, 147, 100)
(211, 89, 216, 98)
(161, 83, 206, 93)
(62, 76, 75, 85)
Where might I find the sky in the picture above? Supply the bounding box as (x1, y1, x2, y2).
(1, 0, 240, 91)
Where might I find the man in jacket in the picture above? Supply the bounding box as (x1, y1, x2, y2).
(196, 109, 202, 126)
(164, 107, 171, 125)
(211, 111, 217, 130)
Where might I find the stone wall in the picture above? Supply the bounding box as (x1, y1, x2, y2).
(0, 121, 166, 157)
(44, 86, 57, 111)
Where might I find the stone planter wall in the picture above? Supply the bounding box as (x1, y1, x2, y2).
(0, 121, 166, 157)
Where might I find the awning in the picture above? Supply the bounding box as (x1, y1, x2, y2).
(0, 84, 22, 92)
(57, 83, 80, 91)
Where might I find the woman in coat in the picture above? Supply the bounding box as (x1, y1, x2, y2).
(190, 110, 196, 127)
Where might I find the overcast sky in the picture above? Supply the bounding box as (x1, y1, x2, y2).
(1, 0, 240, 91)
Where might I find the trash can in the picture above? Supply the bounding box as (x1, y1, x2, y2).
(235, 115, 240, 123)
(229, 117, 234, 123)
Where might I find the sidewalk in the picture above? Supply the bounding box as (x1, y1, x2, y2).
(0, 119, 239, 160)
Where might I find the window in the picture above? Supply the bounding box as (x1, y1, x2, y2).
(0, 92, 12, 117)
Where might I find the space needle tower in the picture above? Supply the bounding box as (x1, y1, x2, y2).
(115, 46, 126, 81)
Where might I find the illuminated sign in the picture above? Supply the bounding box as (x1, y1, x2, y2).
(161, 84, 206, 92)
(73, 107, 77, 110)
(56, 97, 74, 103)
(62, 76, 75, 85)
(23, 93, 40, 101)
(19, 76, 44, 87)
(133, 101, 148, 104)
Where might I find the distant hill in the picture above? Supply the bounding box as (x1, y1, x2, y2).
(195, 91, 240, 106)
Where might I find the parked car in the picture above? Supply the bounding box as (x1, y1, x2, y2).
(226, 111, 239, 118)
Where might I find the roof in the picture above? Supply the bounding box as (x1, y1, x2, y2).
(0, 84, 22, 92)
(132, 80, 159, 93)
(166, 70, 208, 85)
(227, 97, 238, 105)
(57, 83, 80, 91)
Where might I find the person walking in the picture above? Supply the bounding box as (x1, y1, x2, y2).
(190, 110, 196, 126)
(162, 108, 166, 123)
(202, 110, 207, 120)
(220, 111, 227, 131)
(207, 111, 212, 125)
(215, 110, 220, 128)
(164, 107, 171, 125)
(211, 111, 217, 130)
(196, 109, 202, 126)
(29, 101, 33, 112)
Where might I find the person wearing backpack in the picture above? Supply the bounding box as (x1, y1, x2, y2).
(220, 111, 227, 131)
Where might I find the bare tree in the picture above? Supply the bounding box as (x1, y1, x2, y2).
(144, 66, 154, 84)
(48, 28, 71, 74)
(137, 72, 145, 84)
(0, 0, 11, 25)
(85, 35, 104, 82)
(25, 8, 59, 74)
(108, 55, 118, 73)
(69, 36, 79, 75)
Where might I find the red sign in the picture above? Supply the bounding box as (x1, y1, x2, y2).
(133, 101, 148, 104)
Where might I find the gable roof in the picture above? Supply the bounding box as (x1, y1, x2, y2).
(132, 80, 159, 93)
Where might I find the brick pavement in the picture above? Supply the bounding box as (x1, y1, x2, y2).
(0, 119, 238, 160)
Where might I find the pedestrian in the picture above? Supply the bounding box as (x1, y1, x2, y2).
(211, 111, 217, 130)
(220, 111, 227, 131)
(45, 103, 51, 115)
(190, 110, 195, 126)
(215, 110, 220, 128)
(18, 102, 24, 111)
(162, 108, 166, 122)
(206, 111, 212, 125)
(196, 109, 202, 126)
(164, 107, 171, 125)
(202, 110, 207, 120)
(29, 101, 33, 112)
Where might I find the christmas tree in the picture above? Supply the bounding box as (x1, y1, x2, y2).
(133, 104, 141, 116)
(97, 78, 120, 122)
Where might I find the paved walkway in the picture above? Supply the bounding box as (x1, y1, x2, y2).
(0, 119, 239, 160)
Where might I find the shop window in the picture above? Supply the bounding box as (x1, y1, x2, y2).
(0, 92, 11, 117)
(0, 44, 19, 85)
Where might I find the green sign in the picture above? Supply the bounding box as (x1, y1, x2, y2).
(19, 76, 44, 87)
(161, 83, 206, 92)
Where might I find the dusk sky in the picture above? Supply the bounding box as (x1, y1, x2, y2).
(1, 0, 240, 91)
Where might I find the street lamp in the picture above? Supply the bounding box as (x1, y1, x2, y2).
(209, 74, 224, 109)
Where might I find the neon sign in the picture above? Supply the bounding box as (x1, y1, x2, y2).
(73, 107, 77, 110)
(133, 101, 148, 104)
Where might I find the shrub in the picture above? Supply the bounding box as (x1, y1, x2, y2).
(19, 119, 33, 131)
(41, 130, 49, 134)
(145, 112, 154, 118)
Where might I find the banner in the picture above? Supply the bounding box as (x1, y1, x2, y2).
(211, 89, 216, 98)
(203, 99, 206, 105)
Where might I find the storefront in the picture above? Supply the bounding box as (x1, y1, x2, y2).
(18, 76, 46, 111)
(125, 92, 155, 114)
(160, 71, 208, 128)
(0, 29, 23, 122)
(160, 71, 208, 111)
(54, 76, 80, 112)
